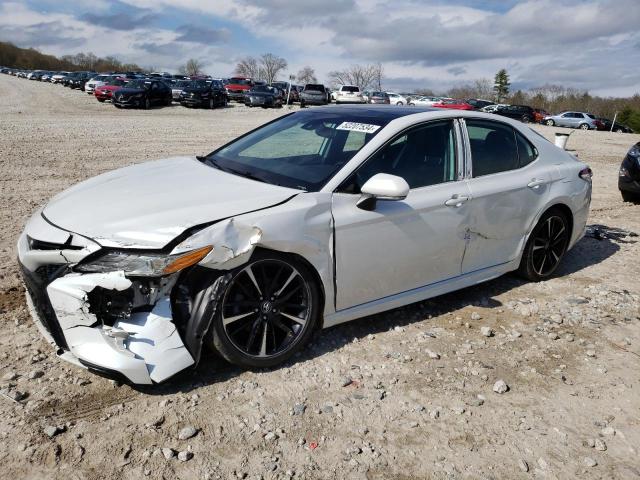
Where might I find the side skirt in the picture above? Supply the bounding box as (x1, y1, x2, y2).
(322, 259, 518, 328)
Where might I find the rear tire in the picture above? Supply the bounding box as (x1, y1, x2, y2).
(97, 98, 105, 103)
(518, 208, 570, 282)
(621, 190, 640, 203)
(144, 98, 150, 110)
(521, 115, 530, 123)
(210, 251, 321, 369)
(209, 98, 214, 109)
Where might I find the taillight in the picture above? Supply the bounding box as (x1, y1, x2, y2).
(579, 167, 593, 181)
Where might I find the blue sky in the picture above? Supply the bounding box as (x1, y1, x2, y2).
(1, 0, 639, 96)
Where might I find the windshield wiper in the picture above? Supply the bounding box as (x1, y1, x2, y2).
(205, 158, 268, 183)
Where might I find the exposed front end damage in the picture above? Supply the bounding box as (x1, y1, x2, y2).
(18, 193, 334, 385)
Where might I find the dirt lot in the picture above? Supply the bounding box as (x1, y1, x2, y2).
(0, 75, 639, 480)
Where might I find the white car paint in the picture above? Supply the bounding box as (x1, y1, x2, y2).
(18, 108, 591, 384)
(84, 75, 111, 93)
(386, 92, 408, 105)
(335, 85, 366, 104)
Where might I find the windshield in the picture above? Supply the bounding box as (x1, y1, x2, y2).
(191, 80, 211, 88)
(108, 78, 127, 86)
(175, 80, 192, 87)
(250, 85, 271, 93)
(205, 111, 389, 191)
(125, 79, 149, 89)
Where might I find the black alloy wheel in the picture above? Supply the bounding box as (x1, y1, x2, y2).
(518, 209, 570, 281)
(211, 255, 320, 368)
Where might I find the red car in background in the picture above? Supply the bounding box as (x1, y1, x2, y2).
(94, 77, 128, 102)
(225, 77, 254, 101)
(533, 108, 550, 124)
(431, 99, 474, 110)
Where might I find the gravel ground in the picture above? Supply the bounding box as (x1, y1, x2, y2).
(1, 75, 639, 480)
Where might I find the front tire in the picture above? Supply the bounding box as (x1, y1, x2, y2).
(518, 208, 570, 282)
(144, 98, 150, 110)
(621, 190, 640, 203)
(546, 119, 555, 126)
(579, 123, 590, 130)
(210, 252, 321, 368)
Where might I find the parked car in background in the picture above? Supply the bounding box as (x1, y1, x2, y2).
(67, 72, 94, 90)
(335, 85, 365, 104)
(300, 84, 329, 107)
(543, 112, 598, 130)
(492, 104, 536, 123)
(172, 79, 193, 101)
(386, 92, 408, 105)
(597, 118, 634, 133)
(367, 92, 390, 104)
(408, 96, 442, 106)
(466, 99, 495, 110)
(180, 79, 228, 109)
(431, 99, 474, 110)
(94, 77, 128, 102)
(481, 104, 507, 113)
(51, 72, 70, 84)
(84, 74, 112, 94)
(532, 108, 549, 124)
(225, 77, 254, 101)
(112, 79, 172, 109)
(243, 85, 283, 108)
(619, 142, 640, 201)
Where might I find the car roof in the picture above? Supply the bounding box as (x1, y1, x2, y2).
(310, 104, 438, 120)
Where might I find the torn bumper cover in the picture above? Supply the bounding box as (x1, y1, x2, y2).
(17, 214, 197, 385)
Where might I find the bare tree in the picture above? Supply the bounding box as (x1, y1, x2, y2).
(179, 58, 204, 77)
(260, 53, 287, 84)
(373, 62, 384, 91)
(296, 66, 317, 84)
(328, 63, 381, 90)
(234, 56, 260, 78)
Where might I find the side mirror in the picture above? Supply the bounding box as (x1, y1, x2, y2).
(357, 173, 410, 210)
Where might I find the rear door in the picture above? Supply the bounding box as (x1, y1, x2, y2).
(461, 118, 550, 273)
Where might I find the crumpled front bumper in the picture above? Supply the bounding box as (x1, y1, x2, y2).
(17, 212, 195, 385)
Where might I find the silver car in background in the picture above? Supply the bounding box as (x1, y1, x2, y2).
(543, 111, 598, 129)
(172, 79, 193, 101)
(18, 106, 592, 385)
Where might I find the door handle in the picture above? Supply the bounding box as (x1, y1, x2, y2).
(445, 195, 470, 207)
(527, 179, 546, 189)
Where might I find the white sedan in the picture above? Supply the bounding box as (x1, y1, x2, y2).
(18, 106, 592, 384)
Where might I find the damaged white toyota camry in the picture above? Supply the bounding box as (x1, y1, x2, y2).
(18, 106, 592, 384)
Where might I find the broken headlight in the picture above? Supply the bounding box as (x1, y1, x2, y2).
(75, 246, 212, 277)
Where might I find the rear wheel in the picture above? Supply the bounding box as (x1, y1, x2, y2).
(621, 190, 640, 203)
(396, 101, 403, 106)
(518, 208, 570, 281)
(144, 98, 150, 110)
(210, 252, 320, 369)
(545, 119, 555, 126)
(97, 98, 105, 103)
(521, 115, 531, 123)
(209, 98, 214, 109)
(616, 128, 624, 133)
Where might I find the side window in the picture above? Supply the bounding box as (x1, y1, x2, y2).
(151, 82, 158, 91)
(466, 120, 519, 177)
(514, 131, 538, 167)
(561, 113, 571, 118)
(340, 120, 457, 192)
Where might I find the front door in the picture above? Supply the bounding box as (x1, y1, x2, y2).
(332, 120, 470, 310)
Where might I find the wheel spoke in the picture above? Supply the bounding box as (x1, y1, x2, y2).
(280, 311, 306, 326)
(275, 271, 298, 296)
(245, 318, 262, 351)
(245, 266, 263, 296)
(260, 322, 268, 356)
(276, 283, 302, 304)
(553, 224, 565, 240)
(223, 311, 254, 326)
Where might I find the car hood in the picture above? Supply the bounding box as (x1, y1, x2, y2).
(42, 156, 299, 249)
(248, 91, 273, 97)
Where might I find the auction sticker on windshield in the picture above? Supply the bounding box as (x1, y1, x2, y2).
(336, 122, 381, 134)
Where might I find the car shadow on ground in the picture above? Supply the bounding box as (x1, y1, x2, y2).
(135, 223, 632, 395)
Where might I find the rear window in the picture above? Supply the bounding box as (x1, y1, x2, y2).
(230, 78, 251, 85)
(341, 86, 359, 92)
(305, 84, 325, 92)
